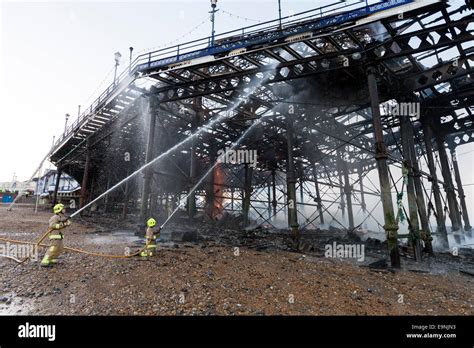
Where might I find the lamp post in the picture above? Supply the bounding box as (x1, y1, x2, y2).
(78, 105, 81, 118)
(129, 47, 134, 73)
(209, 0, 219, 47)
(114, 51, 122, 85)
(278, 0, 282, 29)
(64, 113, 70, 133)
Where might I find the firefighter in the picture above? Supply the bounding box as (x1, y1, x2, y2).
(140, 218, 160, 257)
(40, 203, 71, 267)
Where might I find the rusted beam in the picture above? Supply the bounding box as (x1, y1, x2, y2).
(422, 122, 449, 248)
(435, 133, 462, 232)
(450, 146, 471, 233)
(312, 164, 325, 225)
(367, 67, 400, 268)
(272, 169, 277, 216)
(407, 121, 433, 255)
(79, 138, 91, 211)
(140, 98, 156, 219)
(400, 116, 423, 261)
(358, 164, 367, 214)
(243, 164, 253, 227)
(286, 119, 299, 246)
(52, 168, 62, 206)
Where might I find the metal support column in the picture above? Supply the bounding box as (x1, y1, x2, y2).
(140, 98, 156, 219)
(358, 164, 367, 214)
(367, 67, 400, 268)
(267, 179, 272, 219)
(52, 168, 62, 206)
(187, 141, 197, 218)
(271, 169, 277, 216)
(407, 122, 433, 255)
(435, 133, 462, 232)
(337, 153, 346, 219)
(149, 185, 158, 218)
(122, 169, 130, 219)
(342, 155, 354, 229)
(188, 99, 201, 218)
(312, 165, 324, 225)
(205, 140, 218, 219)
(408, 124, 433, 255)
(422, 122, 449, 248)
(231, 187, 235, 211)
(79, 138, 91, 210)
(450, 146, 471, 232)
(286, 120, 299, 245)
(165, 195, 170, 218)
(243, 164, 253, 227)
(400, 116, 423, 261)
(299, 178, 304, 203)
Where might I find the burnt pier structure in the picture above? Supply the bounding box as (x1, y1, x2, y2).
(49, 0, 474, 267)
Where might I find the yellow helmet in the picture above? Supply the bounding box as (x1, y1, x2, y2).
(53, 203, 65, 214)
(147, 218, 157, 227)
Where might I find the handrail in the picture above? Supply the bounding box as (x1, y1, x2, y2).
(52, 0, 411, 153)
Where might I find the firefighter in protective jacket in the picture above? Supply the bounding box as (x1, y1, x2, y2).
(140, 218, 160, 257)
(40, 203, 71, 267)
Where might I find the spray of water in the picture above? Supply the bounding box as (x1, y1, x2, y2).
(161, 87, 304, 227)
(70, 64, 278, 219)
(162, 109, 277, 227)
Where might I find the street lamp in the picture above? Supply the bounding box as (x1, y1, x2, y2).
(278, 0, 282, 29)
(114, 51, 122, 85)
(64, 113, 70, 133)
(129, 47, 134, 74)
(209, 0, 219, 47)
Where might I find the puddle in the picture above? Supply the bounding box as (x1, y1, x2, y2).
(87, 229, 142, 246)
(0, 230, 36, 238)
(0, 292, 35, 315)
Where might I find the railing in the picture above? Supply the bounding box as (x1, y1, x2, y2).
(52, 0, 412, 153)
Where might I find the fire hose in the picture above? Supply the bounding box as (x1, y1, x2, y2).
(0, 227, 149, 263)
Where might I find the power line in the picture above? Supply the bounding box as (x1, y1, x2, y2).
(135, 15, 211, 56)
(82, 65, 115, 107)
(220, 9, 262, 23)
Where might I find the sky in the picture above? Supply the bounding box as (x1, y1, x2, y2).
(0, 0, 343, 182)
(0, 0, 473, 231)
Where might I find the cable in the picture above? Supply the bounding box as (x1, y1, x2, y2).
(82, 65, 115, 107)
(220, 9, 262, 23)
(134, 15, 211, 56)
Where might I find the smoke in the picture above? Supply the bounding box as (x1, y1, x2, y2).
(72, 62, 279, 219)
